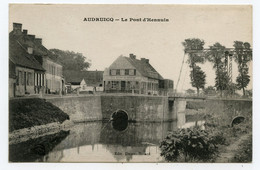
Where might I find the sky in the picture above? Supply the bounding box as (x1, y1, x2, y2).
(9, 4, 252, 91)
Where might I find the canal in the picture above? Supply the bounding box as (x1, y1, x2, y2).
(9, 111, 204, 162)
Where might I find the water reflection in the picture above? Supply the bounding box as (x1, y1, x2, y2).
(9, 130, 70, 162)
(9, 113, 204, 162)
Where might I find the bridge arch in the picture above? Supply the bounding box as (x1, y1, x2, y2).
(111, 109, 128, 131)
(231, 116, 245, 127)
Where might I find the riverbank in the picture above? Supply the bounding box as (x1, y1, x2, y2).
(9, 98, 72, 144)
(9, 98, 70, 132)
(160, 108, 252, 162)
(9, 120, 73, 145)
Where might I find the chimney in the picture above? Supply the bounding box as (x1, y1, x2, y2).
(13, 23, 22, 34)
(35, 38, 42, 45)
(27, 34, 35, 40)
(129, 53, 136, 59)
(22, 29, 28, 35)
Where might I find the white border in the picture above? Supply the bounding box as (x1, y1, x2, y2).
(1, 1, 259, 170)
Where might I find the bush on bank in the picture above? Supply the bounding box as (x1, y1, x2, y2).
(9, 98, 69, 132)
(159, 128, 219, 162)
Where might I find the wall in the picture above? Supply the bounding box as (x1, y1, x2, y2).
(46, 95, 178, 122)
(101, 95, 175, 122)
(205, 99, 252, 125)
(43, 58, 63, 93)
(187, 99, 252, 125)
(46, 96, 102, 122)
(15, 66, 35, 96)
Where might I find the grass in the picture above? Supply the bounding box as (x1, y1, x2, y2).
(9, 98, 69, 132)
(231, 134, 252, 162)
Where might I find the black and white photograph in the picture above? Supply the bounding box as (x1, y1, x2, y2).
(6, 3, 255, 165)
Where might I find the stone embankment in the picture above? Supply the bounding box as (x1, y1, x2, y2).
(9, 120, 73, 145)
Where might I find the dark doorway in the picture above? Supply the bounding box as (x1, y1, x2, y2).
(121, 81, 126, 91)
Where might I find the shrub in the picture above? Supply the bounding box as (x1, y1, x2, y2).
(160, 128, 219, 162)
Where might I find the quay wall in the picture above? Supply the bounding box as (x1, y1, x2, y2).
(46, 96, 102, 122)
(187, 99, 252, 125)
(46, 95, 183, 122)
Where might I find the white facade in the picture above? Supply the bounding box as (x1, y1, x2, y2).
(43, 58, 63, 93)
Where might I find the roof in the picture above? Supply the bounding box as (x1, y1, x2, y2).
(65, 70, 104, 86)
(124, 56, 164, 80)
(9, 30, 62, 66)
(9, 33, 45, 71)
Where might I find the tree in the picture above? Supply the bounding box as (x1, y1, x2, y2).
(190, 66, 206, 96)
(182, 38, 206, 96)
(205, 42, 230, 97)
(186, 88, 195, 95)
(203, 86, 216, 96)
(49, 49, 91, 78)
(233, 41, 252, 96)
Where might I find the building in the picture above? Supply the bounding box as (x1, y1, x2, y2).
(9, 23, 64, 97)
(159, 79, 174, 96)
(9, 23, 46, 97)
(103, 54, 173, 95)
(65, 70, 104, 93)
(31, 37, 64, 94)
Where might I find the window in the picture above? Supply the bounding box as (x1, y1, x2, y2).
(42, 74, 44, 86)
(27, 72, 31, 85)
(17, 71, 21, 85)
(125, 69, 129, 75)
(110, 69, 116, 76)
(116, 69, 120, 75)
(112, 81, 118, 89)
(136, 81, 139, 89)
(20, 71, 24, 85)
(129, 69, 135, 76)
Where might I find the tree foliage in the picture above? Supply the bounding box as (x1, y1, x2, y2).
(190, 66, 206, 95)
(49, 48, 91, 73)
(233, 41, 252, 96)
(205, 43, 230, 96)
(182, 38, 206, 95)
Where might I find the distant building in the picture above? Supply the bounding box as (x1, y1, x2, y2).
(103, 54, 173, 95)
(65, 71, 104, 93)
(9, 23, 64, 97)
(159, 79, 174, 96)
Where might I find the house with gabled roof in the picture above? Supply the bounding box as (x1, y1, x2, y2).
(9, 23, 64, 97)
(9, 23, 46, 97)
(103, 54, 173, 95)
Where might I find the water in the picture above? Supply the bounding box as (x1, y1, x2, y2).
(9, 112, 204, 162)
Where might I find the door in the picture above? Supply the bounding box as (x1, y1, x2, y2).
(121, 81, 126, 91)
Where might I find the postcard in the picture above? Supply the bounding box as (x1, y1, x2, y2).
(8, 4, 253, 164)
